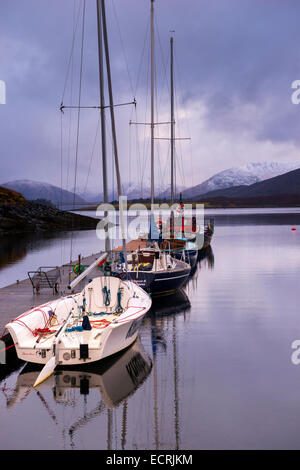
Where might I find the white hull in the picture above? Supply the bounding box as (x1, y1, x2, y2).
(7, 339, 152, 409)
(6, 276, 151, 367)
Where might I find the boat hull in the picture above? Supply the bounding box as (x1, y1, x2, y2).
(127, 265, 190, 295)
(11, 317, 144, 366)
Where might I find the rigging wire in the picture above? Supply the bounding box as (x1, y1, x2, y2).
(82, 112, 101, 199)
(155, 17, 172, 198)
(174, 47, 193, 191)
(72, 0, 86, 207)
(137, 29, 151, 198)
(111, 122, 115, 202)
(110, 1, 151, 199)
(128, 119, 132, 197)
(61, 1, 84, 105)
(66, 0, 78, 194)
(175, 97, 187, 190)
(60, 108, 64, 211)
(60, 110, 64, 265)
(60, 0, 78, 265)
(133, 17, 151, 98)
(174, 82, 186, 189)
(70, 0, 86, 263)
(155, 16, 170, 100)
(161, 146, 171, 194)
(154, 50, 164, 198)
(131, 18, 150, 198)
(111, 0, 134, 98)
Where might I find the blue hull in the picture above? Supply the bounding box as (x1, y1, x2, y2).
(123, 266, 190, 295)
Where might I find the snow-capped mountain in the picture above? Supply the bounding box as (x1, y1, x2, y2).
(1, 179, 87, 209)
(157, 184, 187, 200)
(77, 182, 151, 202)
(181, 162, 300, 199)
(122, 181, 151, 200)
(79, 179, 186, 202)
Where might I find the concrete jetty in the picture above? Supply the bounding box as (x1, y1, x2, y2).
(0, 252, 105, 332)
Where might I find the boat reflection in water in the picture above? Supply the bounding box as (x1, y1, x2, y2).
(197, 245, 214, 268)
(185, 245, 215, 294)
(0, 246, 214, 450)
(141, 250, 212, 449)
(150, 287, 191, 317)
(7, 339, 152, 408)
(5, 339, 152, 447)
(141, 288, 191, 450)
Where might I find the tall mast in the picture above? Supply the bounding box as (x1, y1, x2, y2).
(96, 0, 109, 251)
(150, 0, 155, 206)
(101, 0, 121, 199)
(101, 0, 128, 267)
(170, 35, 175, 206)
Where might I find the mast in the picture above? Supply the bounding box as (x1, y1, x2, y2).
(150, 0, 155, 206)
(170, 34, 175, 238)
(101, 0, 128, 268)
(101, 0, 121, 200)
(170, 35, 175, 206)
(96, 0, 109, 252)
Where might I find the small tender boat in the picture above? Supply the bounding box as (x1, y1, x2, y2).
(5, 274, 151, 386)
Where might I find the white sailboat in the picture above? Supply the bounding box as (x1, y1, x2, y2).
(6, 274, 151, 367)
(5, 0, 151, 386)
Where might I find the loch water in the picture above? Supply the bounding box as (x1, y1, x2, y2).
(1, 208, 300, 450)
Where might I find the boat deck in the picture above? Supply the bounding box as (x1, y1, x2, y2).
(17, 313, 114, 350)
(113, 238, 149, 252)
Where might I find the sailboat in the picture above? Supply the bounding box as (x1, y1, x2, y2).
(5, 0, 151, 386)
(156, 34, 198, 269)
(113, 0, 191, 295)
(158, 34, 214, 264)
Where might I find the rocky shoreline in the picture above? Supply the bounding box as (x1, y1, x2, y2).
(0, 186, 98, 235)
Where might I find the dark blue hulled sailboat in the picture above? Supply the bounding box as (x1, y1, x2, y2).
(113, 0, 190, 295)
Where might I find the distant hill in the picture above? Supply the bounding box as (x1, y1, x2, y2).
(1, 179, 87, 210)
(0, 186, 98, 235)
(193, 167, 300, 202)
(0, 186, 26, 205)
(182, 162, 300, 199)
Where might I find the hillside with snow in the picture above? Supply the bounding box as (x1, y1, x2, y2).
(181, 162, 300, 199)
(2, 180, 87, 209)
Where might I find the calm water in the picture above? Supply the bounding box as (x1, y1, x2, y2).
(1, 208, 300, 449)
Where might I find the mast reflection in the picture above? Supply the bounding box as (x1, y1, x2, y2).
(4, 339, 152, 449)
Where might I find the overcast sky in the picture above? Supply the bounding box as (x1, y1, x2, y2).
(1, 0, 300, 197)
